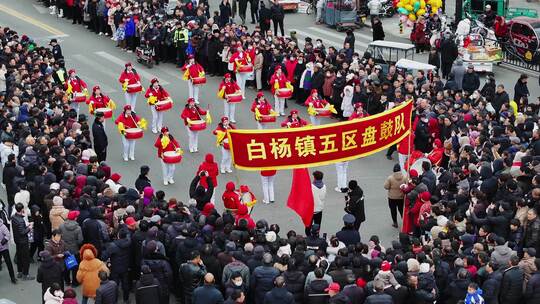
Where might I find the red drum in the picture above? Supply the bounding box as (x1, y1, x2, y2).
(276, 88, 293, 99)
(222, 138, 230, 150)
(238, 65, 253, 73)
(94, 107, 113, 119)
(155, 99, 173, 112)
(127, 83, 142, 93)
(192, 77, 207, 85)
(316, 108, 332, 117)
(124, 128, 144, 140)
(227, 93, 243, 103)
(189, 120, 207, 131)
(260, 115, 276, 123)
(72, 92, 87, 103)
(163, 151, 182, 164)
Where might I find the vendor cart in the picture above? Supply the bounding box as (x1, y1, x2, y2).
(459, 33, 503, 72)
(277, 0, 301, 12)
(506, 17, 540, 64)
(324, 0, 358, 31)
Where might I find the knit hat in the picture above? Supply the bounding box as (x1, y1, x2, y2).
(381, 261, 391, 271)
(244, 243, 254, 252)
(420, 192, 431, 202)
(265, 231, 277, 243)
(110, 173, 121, 183)
(126, 205, 136, 214)
(419, 263, 430, 273)
(53, 196, 63, 206)
(356, 278, 367, 288)
(67, 210, 80, 220)
(125, 217, 136, 226)
(50, 183, 60, 191)
(409, 169, 419, 178)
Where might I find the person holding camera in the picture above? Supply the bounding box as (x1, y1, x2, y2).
(343, 180, 365, 230)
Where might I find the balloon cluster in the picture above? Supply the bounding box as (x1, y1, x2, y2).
(394, 0, 442, 22)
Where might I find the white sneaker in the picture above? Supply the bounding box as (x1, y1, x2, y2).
(194, 148, 198, 152)
(189, 148, 194, 153)
(231, 120, 236, 124)
(152, 129, 158, 134)
(163, 180, 169, 186)
(226, 169, 233, 173)
(98, 32, 103, 35)
(263, 200, 269, 204)
(280, 112, 286, 116)
(49, 6, 56, 14)
(169, 178, 175, 184)
(195, 101, 200, 104)
(130, 156, 135, 161)
(220, 169, 226, 174)
(334, 187, 342, 193)
(123, 157, 128, 161)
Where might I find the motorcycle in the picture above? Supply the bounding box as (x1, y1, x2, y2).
(380, 0, 395, 17)
(136, 41, 155, 68)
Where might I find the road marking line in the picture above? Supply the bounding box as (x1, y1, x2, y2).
(0, 3, 65, 36)
(32, 4, 48, 14)
(94, 51, 170, 85)
(308, 26, 372, 47)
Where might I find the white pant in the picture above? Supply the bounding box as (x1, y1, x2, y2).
(121, 137, 136, 159)
(72, 102, 80, 117)
(274, 96, 285, 115)
(261, 175, 275, 202)
(150, 106, 164, 132)
(398, 153, 407, 174)
(223, 100, 236, 122)
(316, 8, 323, 22)
(310, 116, 321, 125)
(236, 72, 250, 98)
(188, 81, 200, 103)
(161, 160, 176, 182)
(255, 69, 262, 90)
(256, 122, 265, 130)
(124, 92, 138, 111)
(221, 147, 232, 171)
(186, 127, 199, 151)
(335, 161, 349, 189)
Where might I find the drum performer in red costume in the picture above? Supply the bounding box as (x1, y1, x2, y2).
(181, 98, 208, 153)
(118, 62, 142, 111)
(87, 86, 115, 125)
(270, 66, 293, 116)
(154, 127, 182, 186)
(281, 110, 308, 128)
(115, 105, 147, 161)
(145, 78, 171, 134)
(229, 44, 253, 99)
(305, 89, 334, 125)
(217, 73, 241, 123)
(213, 116, 236, 174)
(64, 69, 88, 118)
(251, 91, 276, 129)
(182, 54, 205, 104)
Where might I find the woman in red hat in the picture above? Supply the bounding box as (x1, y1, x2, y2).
(222, 181, 241, 216)
(270, 65, 292, 116)
(180, 98, 207, 153)
(154, 127, 182, 186)
(213, 116, 236, 173)
(118, 62, 142, 111)
(349, 103, 369, 120)
(229, 45, 253, 99)
(145, 78, 171, 134)
(217, 73, 241, 123)
(115, 105, 143, 161)
(281, 110, 308, 128)
(87, 86, 115, 124)
(250, 91, 275, 129)
(64, 69, 88, 118)
(181, 54, 205, 104)
(305, 89, 329, 125)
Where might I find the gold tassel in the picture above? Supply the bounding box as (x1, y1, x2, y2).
(122, 80, 128, 92)
(108, 100, 117, 110)
(217, 87, 225, 99)
(255, 108, 262, 121)
(161, 135, 171, 149)
(138, 118, 148, 130)
(205, 111, 212, 124)
(182, 69, 190, 81)
(117, 122, 126, 134)
(148, 96, 157, 105)
(215, 130, 226, 147)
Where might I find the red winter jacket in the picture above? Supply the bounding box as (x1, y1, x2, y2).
(235, 204, 256, 229)
(154, 135, 180, 158)
(222, 182, 240, 211)
(180, 106, 206, 125)
(197, 154, 219, 188)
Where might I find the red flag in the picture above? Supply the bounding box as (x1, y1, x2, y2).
(287, 168, 314, 227)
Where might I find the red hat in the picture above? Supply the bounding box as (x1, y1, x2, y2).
(257, 91, 265, 98)
(125, 217, 136, 226)
(67, 210, 80, 221)
(221, 116, 229, 123)
(240, 185, 250, 193)
(187, 97, 196, 104)
(274, 65, 282, 72)
(224, 73, 231, 79)
(68, 69, 76, 75)
(354, 103, 363, 109)
(151, 78, 159, 84)
(420, 191, 431, 202)
(161, 126, 169, 133)
(290, 109, 299, 115)
(310, 89, 318, 95)
(356, 278, 367, 288)
(381, 261, 392, 271)
(92, 85, 100, 92)
(123, 104, 132, 111)
(110, 173, 121, 183)
(187, 54, 195, 59)
(324, 283, 341, 293)
(409, 169, 419, 178)
(125, 62, 132, 68)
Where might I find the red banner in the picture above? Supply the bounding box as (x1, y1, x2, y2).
(228, 101, 413, 171)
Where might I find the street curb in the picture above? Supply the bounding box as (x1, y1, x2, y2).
(498, 63, 540, 78)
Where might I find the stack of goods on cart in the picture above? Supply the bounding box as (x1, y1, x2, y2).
(395, 0, 442, 26)
(460, 34, 502, 63)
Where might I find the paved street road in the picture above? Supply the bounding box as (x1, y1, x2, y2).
(0, 0, 538, 302)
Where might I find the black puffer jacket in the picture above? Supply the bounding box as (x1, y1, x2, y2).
(11, 213, 30, 244)
(95, 279, 118, 304)
(499, 266, 524, 304)
(525, 271, 540, 304)
(135, 272, 161, 304)
(179, 261, 206, 301)
(251, 265, 280, 304)
(36, 256, 64, 296)
(305, 279, 329, 304)
(102, 237, 132, 274)
(283, 270, 305, 303)
(482, 270, 502, 304)
(142, 252, 173, 297)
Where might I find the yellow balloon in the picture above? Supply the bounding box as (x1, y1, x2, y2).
(408, 13, 417, 21)
(420, 0, 426, 8)
(417, 8, 426, 16)
(405, 4, 413, 11)
(432, 7, 438, 14)
(397, 2, 404, 8)
(401, 0, 410, 5)
(436, 0, 442, 7)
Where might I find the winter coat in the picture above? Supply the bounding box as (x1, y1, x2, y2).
(50, 205, 69, 231)
(283, 270, 305, 303)
(192, 284, 225, 304)
(135, 273, 161, 304)
(222, 260, 250, 286)
(347, 186, 365, 223)
(482, 270, 502, 304)
(37, 256, 65, 296)
(490, 245, 515, 267)
(43, 288, 64, 304)
(450, 62, 466, 90)
(364, 292, 393, 304)
(524, 271, 540, 304)
(373, 21, 385, 41)
(524, 218, 540, 253)
(252, 265, 280, 304)
(492, 91, 509, 113)
(102, 237, 131, 274)
(190, 175, 214, 210)
(179, 261, 206, 300)
(462, 72, 480, 93)
(92, 120, 108, 151)
(519, 256, 537, 283)
(11, 213, 30, 244)
(95, 279, 117, 304)
(0, 219, 10, 252)
(384, 172, 407, 200)
(76, 244, 109, 298)
(446, 278, 471, 304)
(499, 266, 524, 304)
(59, 219, 83, 254)
(264, 287, 294, 304)
(514, 81, 529, 103)
(142, 252, 173, 299)
(305, 279, 330, 304)
(82, 208, 107, 254)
